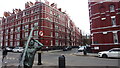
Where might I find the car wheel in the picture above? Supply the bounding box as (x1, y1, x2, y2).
(102, 54, 108, 58)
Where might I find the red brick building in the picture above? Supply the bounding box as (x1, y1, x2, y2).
(0, 17, 2, 47)
(1, 1, 82, 49)
(89, 0, 120, 52)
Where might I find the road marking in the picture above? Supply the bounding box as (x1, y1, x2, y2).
(6, 57, 19, 60)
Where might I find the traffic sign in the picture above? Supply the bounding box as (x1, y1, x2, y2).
(39, 31, 43, 36)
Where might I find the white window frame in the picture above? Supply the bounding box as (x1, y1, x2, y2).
(25, 32, 28, 38)
(110, 5, 115, 12)
(103, 32, 107, 34)
(10, 42, 13, 46)
(113, 32, 118, 44)
(17, 27, 20, 32)
(34, 31, 38, 36)
(23, 11, 25, 16)
(6, 36, 8, 40)
(16, 14, 18, 19)
(91, 36, 94, 44)
(17, 41, 19, 46)
(17, 34, 20, 39)
(31, 10, 33, 14)
(11, 35, 13, 39)
(50, 10, 52, 14)
(6, 42, 8, 46)
(11, 28, 13, 33)
(51, 40, 53, 46)
(34, 22, 38, 27)
(51, 32, 53, 37)
(111, 16, 116, 26)
(55, 32, 59, 38)
(0, 36, 1, 41)
(6, 30, 8, 34)
(51, 24, 53, 29)
(55, 25, 59, 29)
(25, 25, 28, 29)
(55, 40, 59, 46)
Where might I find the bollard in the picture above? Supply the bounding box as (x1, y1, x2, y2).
(37, 51, 42, 65)
(58, 55, 65, 68)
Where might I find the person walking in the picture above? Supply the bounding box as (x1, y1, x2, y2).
(2, 47, 8, 62)
(83, 47, 87, 55)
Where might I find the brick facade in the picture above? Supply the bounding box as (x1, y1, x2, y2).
(1, 1, 82, 49)
(89, 0, 120, 52)
(0, 17, 2, 47)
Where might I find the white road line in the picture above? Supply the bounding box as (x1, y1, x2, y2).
(6, 57, 18, 60)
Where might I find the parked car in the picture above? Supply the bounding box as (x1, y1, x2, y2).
(98, 48, 120, 58)
(6, 47, 13, 52)
(78, 46, 86, 52)
(12, 47, 24, 53)
(63, 46, 72, 51)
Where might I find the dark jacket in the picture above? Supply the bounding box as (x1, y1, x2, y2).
(3, 48, 7, 55)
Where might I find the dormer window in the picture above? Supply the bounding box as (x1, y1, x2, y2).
(110, 5, 115, 12)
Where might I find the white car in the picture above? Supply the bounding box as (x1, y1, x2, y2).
(78, 46, 86, 52)
(6, 47, 13, 52)
(12, 47, 24, 53)
(98, 48, 120, 58)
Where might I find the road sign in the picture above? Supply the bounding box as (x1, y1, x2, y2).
(39, 31, 43, 36)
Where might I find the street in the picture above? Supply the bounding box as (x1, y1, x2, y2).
(1, 48, 120, 67)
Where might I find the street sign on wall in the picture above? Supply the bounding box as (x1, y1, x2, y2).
(39, 31, 43, 36)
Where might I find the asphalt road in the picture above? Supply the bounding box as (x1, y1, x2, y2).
(1, 48, 120, 67)
(40, 49, 119, 66)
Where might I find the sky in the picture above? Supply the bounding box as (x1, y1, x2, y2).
(0, 0, 90, 35)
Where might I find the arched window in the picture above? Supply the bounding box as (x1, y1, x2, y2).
(110, 5, 115, 12)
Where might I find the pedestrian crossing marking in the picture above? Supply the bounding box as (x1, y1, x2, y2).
(6, 57, 18, 60)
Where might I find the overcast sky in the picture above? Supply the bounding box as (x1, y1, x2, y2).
(0, 0, 90, 35)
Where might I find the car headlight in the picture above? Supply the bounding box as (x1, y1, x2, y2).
(98, 53, 101, 54)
